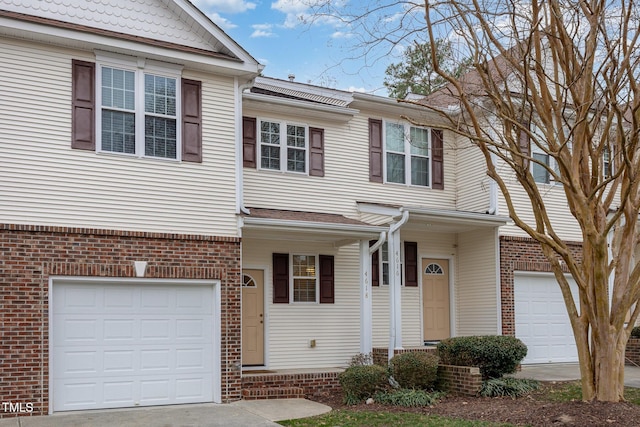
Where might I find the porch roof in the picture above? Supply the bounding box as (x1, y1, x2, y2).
(239, 207, 386, 243)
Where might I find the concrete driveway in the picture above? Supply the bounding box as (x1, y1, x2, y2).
(511, 363, 640, 388)
(0, 399, 331, 427)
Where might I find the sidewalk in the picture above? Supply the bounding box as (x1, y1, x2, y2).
(511, 363, 640, 388)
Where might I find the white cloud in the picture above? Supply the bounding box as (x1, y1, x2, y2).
(251, 23, 276, 38)
(271, 0, 309, 14)
(331, 31, 353, 39)
(208, 12, 237, 30)
(192, 0, 256, 14)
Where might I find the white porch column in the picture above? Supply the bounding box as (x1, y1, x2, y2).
(360, 239, 373, 355)
(388, 210, 409, 359)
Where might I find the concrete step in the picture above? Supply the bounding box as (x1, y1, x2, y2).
(242, 386, 305, 400)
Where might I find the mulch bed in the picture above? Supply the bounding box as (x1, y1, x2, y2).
(309, 382, 640, 426)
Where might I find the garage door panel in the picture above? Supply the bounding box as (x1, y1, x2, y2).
(515, 274, 579, 364)
(53, 281, 216, 412)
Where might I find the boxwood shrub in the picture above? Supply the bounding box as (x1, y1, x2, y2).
(338, 364, 389, 404)
(437, 335, 527, 379)
(389, 351, 439, 390)
(631, 326, 640, 338)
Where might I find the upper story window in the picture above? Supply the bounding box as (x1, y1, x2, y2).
(72, 58, 202, 163)
(385, 122, 430, 186)
(603, 146, 613, 179)
(368, 119, 444, 189)
(259, 119, 307, 173)
(97, 55, 181, 160)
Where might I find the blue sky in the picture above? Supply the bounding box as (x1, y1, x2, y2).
(191, 0, 397, 94)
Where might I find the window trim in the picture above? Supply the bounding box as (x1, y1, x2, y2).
(382, 120, 431, 187)
(290, 253, 319, 304)
(257, 117, 310, 174)
(95, 52, 183, 161)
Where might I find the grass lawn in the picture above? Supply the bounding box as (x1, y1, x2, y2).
(278, 410, 516, 427)
(542, 380, 640, 404)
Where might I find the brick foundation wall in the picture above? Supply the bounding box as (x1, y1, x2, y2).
(242, 371, 341, 398)
(437, 365, 483, 396)
(0, 224, 241, 417)
(499, 236, 583, 336)
(626, 338, 640, 366)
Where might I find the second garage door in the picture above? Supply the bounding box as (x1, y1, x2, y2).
(514, 273, 579, 364)
(52, 280, 217, 412)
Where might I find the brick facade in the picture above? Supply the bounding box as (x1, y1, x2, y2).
(626, 338, 640, 366)
(0, 224, 241, 417)
(499, 235, 583, 336)
(437, 365, 483, 396)
(241, 371, 341, 399)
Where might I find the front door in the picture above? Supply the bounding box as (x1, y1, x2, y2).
(422, 259, 450, 341)
(242, 269, 264, 366)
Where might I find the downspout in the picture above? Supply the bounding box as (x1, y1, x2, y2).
(388, 209, 410, 360)
(235, 77, 255, 216)
(369, 232, 387, 254)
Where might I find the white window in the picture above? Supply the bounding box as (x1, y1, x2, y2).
(259, 120, 308, 173)
(384, 122, 430, 186)
(96, 53, 182, 160)
(603, 146, 613, 179)
(292, 254, 317, 302)
(381, 242, 389, 285)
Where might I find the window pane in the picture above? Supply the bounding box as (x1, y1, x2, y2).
(144, 74, 177, 116)
(293, 255, 316, 276)
(260, 145, 280, 169)
(293, 279, 316, 302)
(410, 127, 429, 156)
(387, 152, 405, 183)
(144, 116, 177, 159)
(287, 148, 306, 172)
(287, 125, 306, 148)
(533, 152, 550, 183)
(386, 123, 405, 152)
(102, 67, 135, 110)
(261, 121, 280, 144)
(101, 110, 135, 154)
(411, 156, 429, 186)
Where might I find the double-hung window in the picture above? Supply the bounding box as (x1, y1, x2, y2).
(259, 119, 308, 173)
(384, 122, 430, 186)
(292, 254, 317, 303)
(97, 54, 182, 160)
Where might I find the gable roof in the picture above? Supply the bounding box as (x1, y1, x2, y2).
(0, 0, 262, 75)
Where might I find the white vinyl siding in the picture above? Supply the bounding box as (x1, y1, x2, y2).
(0, 39, 238, 236)
(455, 134, 491, 212)
(456, 228, 500, 335)
(243, 112, 457, 218)
(243, 239, 360, 369)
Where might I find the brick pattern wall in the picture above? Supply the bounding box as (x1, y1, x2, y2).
(241, 371, 341, 398)
(437, 365, 483, 396)
(0, 224, 241, 417)
(499, 236, 583, 336)
(626, 339, 640, 366)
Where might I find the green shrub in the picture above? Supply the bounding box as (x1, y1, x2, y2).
(437, 335, 528, 379)
(373, 389, 446, 407)
(389, 351, 439, 390)
(631, 326, 640, 338)
(338, 364, 389, 404)
(479, 377, 539, 397)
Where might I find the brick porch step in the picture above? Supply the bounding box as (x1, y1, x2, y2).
(242, 386, 305, 400)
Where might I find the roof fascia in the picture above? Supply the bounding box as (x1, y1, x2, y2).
(243, 92, 359, 123)
(241, 216, 386, 238)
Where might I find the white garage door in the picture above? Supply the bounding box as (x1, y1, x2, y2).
(52, 281, 216, 412)
(514, 274, 579, 364)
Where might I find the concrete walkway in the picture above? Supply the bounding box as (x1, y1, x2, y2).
(511, 363, 640, 388)
(0, 399, 331, 427)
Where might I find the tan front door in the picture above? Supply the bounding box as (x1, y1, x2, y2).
(422, 259, 450, 341)
(242, 269, 264, 366)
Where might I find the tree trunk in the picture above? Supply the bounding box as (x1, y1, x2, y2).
(579, 328, 627, 401)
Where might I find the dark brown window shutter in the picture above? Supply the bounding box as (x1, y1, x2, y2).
(243, 116, 257, 168)
(431, 129, 444, 190)
(309, 127, 325, 177)
(519, 121, 531, 168)
(71, 60, 95, 151)
(319, 255, 334, 303)
(370, 240, 380, 287)
(273, 253, 289, 303)
(369, 118, 383, 182)
(182, 79, 202, 163)
(404, 242, 418, 287)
